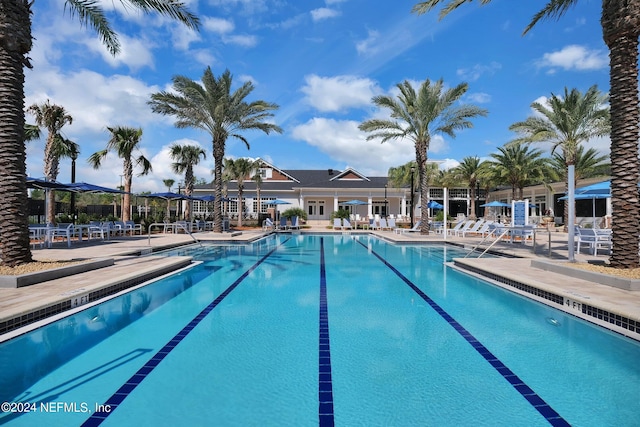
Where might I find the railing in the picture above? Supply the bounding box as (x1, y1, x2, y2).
(464, 226, 553, 258)
(147, 222, 199, 245)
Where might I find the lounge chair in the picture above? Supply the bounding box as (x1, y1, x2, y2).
(387, 218, 396, 230)
(450, 220, 474, 236)
(395, 221, 422, 234)
(290, 216, 300, 230)
(379, 218, 389, 230)
(279, 216, 288, 230)
(343, 218, 353, 229)
(447, 220, 467, 236)
(461, 219, 485, 237)
(262, 218, 275, 231)
(333, 218, 342, 229)
(369, 218, 379, 230)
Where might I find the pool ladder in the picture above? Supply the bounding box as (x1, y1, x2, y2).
(463, 228, 510, 258)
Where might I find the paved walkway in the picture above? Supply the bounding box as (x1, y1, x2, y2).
(1, 226, 638, 342)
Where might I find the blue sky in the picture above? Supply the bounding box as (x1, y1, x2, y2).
(25, 0, 608, 193)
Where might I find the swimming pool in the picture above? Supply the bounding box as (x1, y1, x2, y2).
(1, 234, 639, 426)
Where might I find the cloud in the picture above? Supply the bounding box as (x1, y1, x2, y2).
(456, 62, 502, 82)
(222, 34, 259, 47)
(465, 92, 492, 104)
(203, 16, 235, 34)
(301, 74, 381, 112)
(291, 118, 413, 175)
(85, 33, 156, 71)
(311, 8, 341, 22)
(536, 44, 607, 72)
(356, 29, 380, 55)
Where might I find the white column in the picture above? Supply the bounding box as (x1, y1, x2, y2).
(333, 195, 338, 212)
(368, 196, 373, 218)
(401, 196, 407, 218)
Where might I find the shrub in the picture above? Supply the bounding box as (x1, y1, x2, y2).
(281, 207, 307, 220)
(330, 209, 350, 220)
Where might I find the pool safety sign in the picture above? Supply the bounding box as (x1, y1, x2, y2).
(511, 200, 529, 226)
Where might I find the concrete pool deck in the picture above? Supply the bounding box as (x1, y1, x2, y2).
(1, 226, 638, 342)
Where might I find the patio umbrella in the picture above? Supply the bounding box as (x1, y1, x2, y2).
(64, 182, 126, 194)
(559, 192, 610, 228)
(574, 180, 610, 196)
(27, 177, 73, 190)
(342, 199, 369, 227)
(480, 201, 511, 221)
(426, 200, 444, 209)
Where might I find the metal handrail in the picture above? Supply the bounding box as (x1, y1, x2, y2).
(464, 228, 511, 258)
(148, 222, 199, 245)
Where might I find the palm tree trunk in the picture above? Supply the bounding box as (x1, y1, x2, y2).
(237, 188, 243, 228)
(603, 0, 640, 268)
(213, 139, 224, 233)
(416, 142, 429, 234)
(0, 0, 33, 266)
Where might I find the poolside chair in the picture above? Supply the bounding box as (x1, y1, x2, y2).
(343, 218, 353, 230)
(447, 220, 468, 236)
(575, 227, 612, 255)
(333, 218, 342, 229)
(387, 218, 396, 230)
(125, 220, 144, 235)
(379, 218, 389, 230)
(369, 218, 380, 230)
(449, 220, 474, 236)
(430, 221, 444, 234)
(290, 216, 301, 230)
(461, 219, 485, 237)
(262, 217, 275, 231)
(46, 223, 74, 248)
(394, 220, 422, 234)
(279, 216, 289, 230)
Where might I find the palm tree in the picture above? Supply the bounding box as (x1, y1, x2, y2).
(148, 67, 282, 232)
(88, 126, 152, 222)
(451, 156, 484, 219)
(162, 178, 175, 220)
(24, 123, 40, 142)
(0, 1, 198, 267)
(550, 146, 610, 187)
(252, 161, 264, 218)
(222, 157, 257, 228)
(27, 101, 73, 224)
(509, 86, 610, 234)
(488, 144, 550, 200)
(412, 0, 640, 267)
(170, 144, 206, 221)
(359, 78, 487, 234)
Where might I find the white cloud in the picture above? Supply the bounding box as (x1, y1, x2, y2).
(439, 158, 460, 170)
(222, 34, 259, 47)
(291, 118, 414, 175)
(456, 62, 502, 82)
(301, 74, 381, 112)
(311, 8, 341, 22)
(537, 44, 607, 72)
(86, 33, 156, 71)
(171, 25, 201, 51)
(203, 16, 235, 34)
(465, 92, 492, 104)
(356, 29, 380, 55)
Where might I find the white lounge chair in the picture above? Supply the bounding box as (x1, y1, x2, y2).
(447, 220, 467, 236)
(343, 218, 353, 229)
(262, 218, 275, 231)
(333, 218, 342, 229)
(290, 216, 301, 230)
(379, 218, 389, 230)
(461, 219, 485, 237)
(395, 221, 422, 234)
(369, 218, 379, 230)
(386, 218, 396, 230)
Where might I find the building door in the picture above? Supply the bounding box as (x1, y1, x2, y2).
(307, 200, 325, 220)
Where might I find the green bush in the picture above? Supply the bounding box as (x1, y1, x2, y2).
(434, 211, 453, 222)
(281, 207, 307, 220)
(330, 209, 350, 220)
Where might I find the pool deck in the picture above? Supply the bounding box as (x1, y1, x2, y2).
(1, 226, 639, 342)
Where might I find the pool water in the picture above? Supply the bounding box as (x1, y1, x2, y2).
(1, 234, 639, 426)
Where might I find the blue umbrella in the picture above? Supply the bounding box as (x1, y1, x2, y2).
(65, 182, 126, 194)
(426, 200, 444, 209)
(480, 201, 511, 208)
(574, 180, 610, 196)
(27, 177, 72, 190)
(262, 199, 291, 219)
(342, 200, 369, 225)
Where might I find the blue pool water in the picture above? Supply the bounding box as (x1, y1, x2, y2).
(1, 234, 639, 426)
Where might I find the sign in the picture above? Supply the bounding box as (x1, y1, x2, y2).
(511, 200, 529, 226)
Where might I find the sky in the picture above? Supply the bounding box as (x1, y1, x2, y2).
(25, 0, 609, 193)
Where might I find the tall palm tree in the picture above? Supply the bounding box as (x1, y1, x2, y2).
(550, 146, 610, 187)
(88, 126, 152, 222)
(170, 143, 206, 221)
(251, 160, 264, 217)
(24, 123, 40, 142)
(451, 156, 484, 219)
(27, 100, 73, 223)
(223, 157, 257, 228)
(488, 143, 550, 200)
(412, 0, 640, 268)
(0, 1, 198, 267)
(509, 86, 610, 233)
(148, 67, 282, 232)
(359, 78, 487, 234)
(162, 178, 175, 219)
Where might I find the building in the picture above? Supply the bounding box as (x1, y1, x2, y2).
(191, 160, 483, 225)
